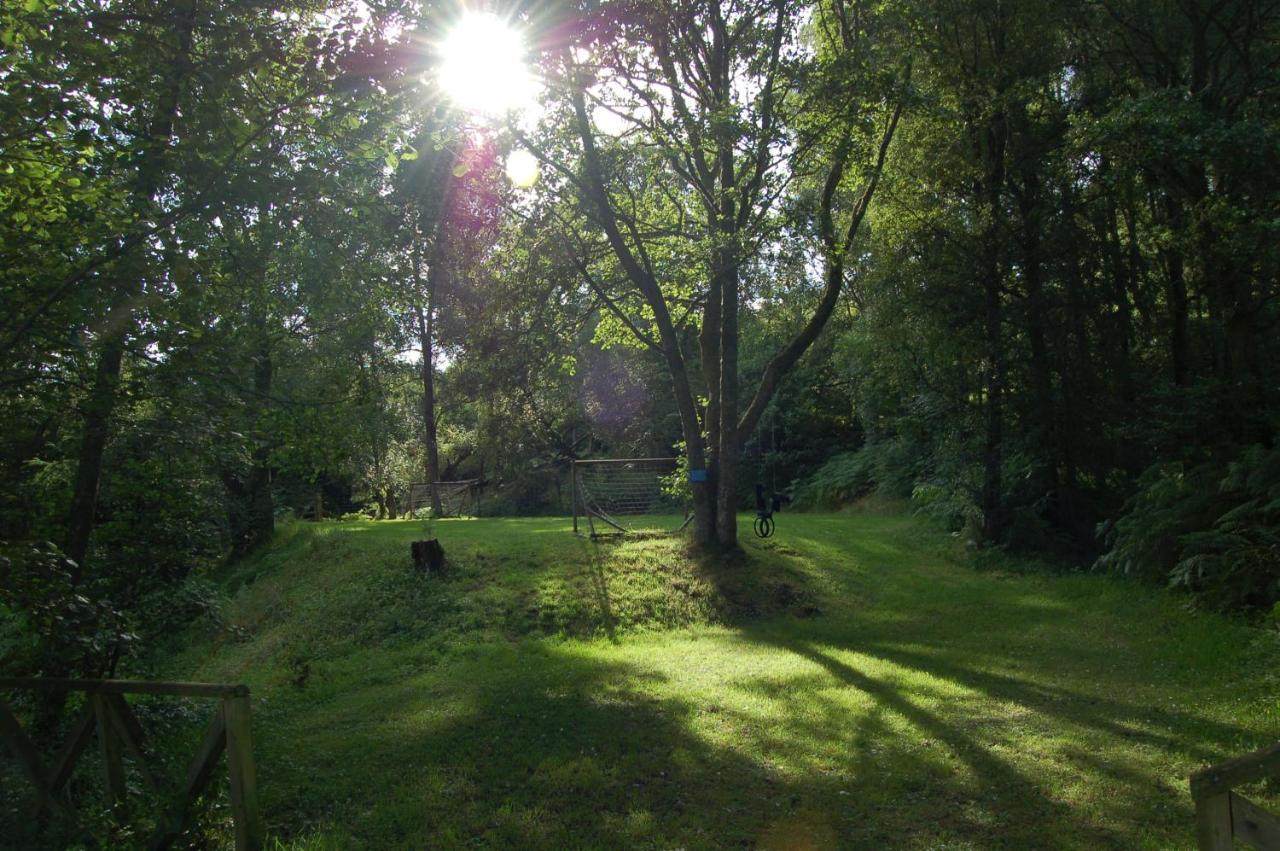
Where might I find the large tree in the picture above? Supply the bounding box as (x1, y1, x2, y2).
(0, 0, 389, 574)
(523, 0, 906, 547)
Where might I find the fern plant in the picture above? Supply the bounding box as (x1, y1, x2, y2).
(1098, 445, 1280, 613)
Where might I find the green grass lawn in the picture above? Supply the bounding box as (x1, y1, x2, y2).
(152, 510, 1278, 849)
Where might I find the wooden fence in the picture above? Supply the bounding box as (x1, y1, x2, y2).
(1191, 741, 1280, 850)
(0, 677, 262, 850)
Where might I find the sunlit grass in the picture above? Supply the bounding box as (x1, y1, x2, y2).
(157, 511, 1278, 849)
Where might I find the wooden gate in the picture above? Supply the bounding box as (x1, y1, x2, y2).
(0, 677, 262, 850)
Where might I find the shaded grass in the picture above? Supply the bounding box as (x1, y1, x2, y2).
(25, 512, 1280, 849)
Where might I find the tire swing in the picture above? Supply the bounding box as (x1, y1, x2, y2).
(753, 409, 784, 538)
(754, 483, 779, 538)
(753, 512, 775, 539)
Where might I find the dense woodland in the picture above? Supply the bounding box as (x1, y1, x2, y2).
(2, 0, 1278, 688)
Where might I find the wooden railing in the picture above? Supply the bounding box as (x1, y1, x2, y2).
(1190, 741, 1280, 850)
(0, 677, 262, 850)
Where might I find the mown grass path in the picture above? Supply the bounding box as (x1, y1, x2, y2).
(167, 512, 1279, 849)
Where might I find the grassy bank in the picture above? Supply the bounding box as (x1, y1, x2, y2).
(113, 512, 1280, 846)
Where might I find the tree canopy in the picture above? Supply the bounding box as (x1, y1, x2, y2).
(2, 0, 1278, 690)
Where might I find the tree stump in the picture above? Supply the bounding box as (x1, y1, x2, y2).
(411, 539, 446, 576)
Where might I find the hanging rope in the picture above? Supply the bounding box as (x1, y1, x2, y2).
(754, 406, 784, 538)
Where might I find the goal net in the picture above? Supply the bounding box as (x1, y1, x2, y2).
(572, 458, 692, 538)
(406, 480, 480, 518)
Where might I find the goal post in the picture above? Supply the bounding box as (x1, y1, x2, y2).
(406, 482, 433, 516)
(571, 457, 692, 538)
(406, 480, 480, 518)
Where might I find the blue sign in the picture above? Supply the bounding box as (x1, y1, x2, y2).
(687, 469, 709, 483)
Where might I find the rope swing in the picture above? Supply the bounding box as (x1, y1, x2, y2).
(754, 408, 784, 538)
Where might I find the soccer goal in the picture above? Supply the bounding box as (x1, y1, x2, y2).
(571, 458, 692, 538)
(406, 480, 480, 518)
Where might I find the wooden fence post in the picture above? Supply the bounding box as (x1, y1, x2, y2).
(0, 696, 54, 812)
(92, 693, 128, 818)
(1193, 791, 1233, 850)
(222, 694, 263, 851)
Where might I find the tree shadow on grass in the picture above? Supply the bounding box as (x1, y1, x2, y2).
(257, 636, 1106, 850)
(6, 631, 1194, 851)
(688, 546, 1261, 848)
(729, 630, 1121, 849)
(255, 645, 779, 848)
(584, 546, 619, 642)
(721, 613, 1274, 848)
(852, 641, 1263, 765)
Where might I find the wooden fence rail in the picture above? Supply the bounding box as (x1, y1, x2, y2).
(0, 677, 262, 850)
(1190, 741, 1280, 850)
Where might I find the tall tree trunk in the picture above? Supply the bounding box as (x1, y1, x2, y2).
(225, 277, 276, 558)
(698, 274, 722, 545)
(1159, 195, 1192, 387)
(414, 237, 443, 515)
(978, 114, 1008, 545)
(715, 258, 740, 547)
(1202, 220, 1266, 442)
(62, 0, 196, 578)
(1058, 209, 1092, 493)
(713, 25, 740, 547)
(1100, 196, 1142, 481)
(1017, 169, 1060, 503)
(675, 352, 715, 548)
(1104, 199, 1136, 408)
(980, 260, 1006, 544)
(244, 330, 274, 552)
(63, 329, 126, 577)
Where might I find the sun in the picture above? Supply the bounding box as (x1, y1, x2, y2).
(504, 149, 540, 188)
(437, 12, 538, 116)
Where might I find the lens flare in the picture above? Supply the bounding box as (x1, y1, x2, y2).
(505, 149, 540, 188)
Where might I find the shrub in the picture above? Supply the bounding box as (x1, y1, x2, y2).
(912, 480, 982, 538)
(1097, 445, 1280, 613)
(791, 440, 919, 509)
(0, 541, 138, 677)
(483, 468, 563, 516)
(792, 450, 874, 508)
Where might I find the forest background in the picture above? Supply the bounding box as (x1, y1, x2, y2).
(1, 0, 1278, 683)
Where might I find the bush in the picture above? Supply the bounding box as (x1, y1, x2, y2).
(912, 480, 982, 538)
(791, 440, 919, 509)
(1097, 445, 1280, 613)
(483, 468, 564, 516)
(791, 450, 874, 508)
(0, 541, 138, 677)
